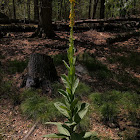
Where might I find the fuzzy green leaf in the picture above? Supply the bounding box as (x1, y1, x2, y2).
(73, 103, 89, 123)
(58, 89, 70, 102)
(65, 122, 77, 127)
(74, 113, 81, 124)
(54, 102, 70, 118)
(83, 132, 93, 138)
(73, 56, 76, 65)
(61, 74, 71, 89)
(70, 66, 75, 76)
(57, 124, 71, 136)
(71, 133, 84, 140)
(70, 98, 79, 111)
(43, 133, 67, 138)
(70, 132, 93, 140)
(45, 122, 70, 136)
(45, 122, 62, 125)
(78, 103, 89, 119)
(63, 60, 70, 70)
(66, 87, 72, 95)
(58, 89, 68, 97)
(72, 78, 79, 94)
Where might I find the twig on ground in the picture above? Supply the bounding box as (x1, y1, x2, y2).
(22, 119, 40, 140)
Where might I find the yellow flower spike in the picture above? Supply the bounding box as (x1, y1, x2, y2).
(69, 0, 75, 27)
(69, 0, 75, 3)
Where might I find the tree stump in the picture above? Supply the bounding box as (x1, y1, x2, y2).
(22, 53, 58, 94)
(0, 12, 9, 19)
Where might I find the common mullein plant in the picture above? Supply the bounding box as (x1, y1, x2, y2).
(43, 0, 92, 139)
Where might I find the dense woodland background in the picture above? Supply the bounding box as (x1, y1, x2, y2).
(1, 0, 140, 21)
(0, 0, 140, 140)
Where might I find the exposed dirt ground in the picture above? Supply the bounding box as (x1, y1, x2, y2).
(0, 30, 140, 140)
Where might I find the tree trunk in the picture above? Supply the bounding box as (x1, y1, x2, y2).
(12, 0, 16, 20)
(58, 0, 61, 20)
(27, 0, 30, 22)
(133, 0, 136, 15)
(34, 0, 39, 22)
(92, 0, 99, 19)
(22, 53, 58, 93)
(88, 0, 92, 19)
(60, 0, 63, 20)
(24, 0, 26, 23)
(0, 12, 9, 19)
(63, 0, 68, 21)
(100, 0, 105, 19)
(32, 0, 55, 38)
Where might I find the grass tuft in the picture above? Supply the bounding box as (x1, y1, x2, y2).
(121, 128, 139, 140)
(51, 82, 65, 96)
(0, 81, 12, 98)
(107, 52, 140, 69)
(89, 91, 140, 123)
(8, 59, 28, 74)
(21, 89, 64, 123)
(78, 53, 112, 79)
(75, 82, 92, 98)
(0, 80, 21, 105)
(53, 53, 68, 66)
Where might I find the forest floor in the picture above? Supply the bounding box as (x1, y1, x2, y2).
(0, 29, 140, 140)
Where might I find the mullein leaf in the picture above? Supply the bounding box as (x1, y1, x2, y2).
(63, 60, 70, 70)
(78, 103, 89, 119)
(45, 122, 62, 125)
(83, 132, 94, 138)
(57, 124, 71, 136)
(54, 102, 70, 118)
(43, 133, 68, 138)
(73, 56, 76, 65)
(70, 98, 79, 111)
(61, 74, 71, 89)
(72, 78, 79, 94)
(58, 89, 70, 102)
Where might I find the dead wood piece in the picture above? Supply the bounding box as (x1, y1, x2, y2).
(22, 120, 39, 140)
(22, 53, 58, 94)
(74, 18, 140, 25)
(0, 25, 36, 32)
(28, 53, 58, 81)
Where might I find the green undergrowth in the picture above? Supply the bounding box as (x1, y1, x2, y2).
(115, 71, 139, 86)
(21, 89, 92, 130)
(7, 59, 28, 74)
(0, 66, 20, 105)
(120, 127, 139, 140)
(107, 52, 140, 88)
(77, 53, 112, 80)
(0, 81, 12, 98)
(51, 82, 65, 96)
(0, 80, 21, 105)
(21, 89, 64, 123)
(107, 52, 140, 69)
(73, 101, 93, 132)
(75, 82, 92, 98)
(52, 81, 92, 98)
(89, 91, 140, 124)
(77, 52, 139, 90)
(52, 53, 68, 66)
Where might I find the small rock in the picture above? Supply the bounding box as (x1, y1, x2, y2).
(75, 64, 88, 74)
(24, 130, 28, 134)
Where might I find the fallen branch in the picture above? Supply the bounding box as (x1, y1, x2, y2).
(75, 18, 140, 25)
(22, 119, 40, 140)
